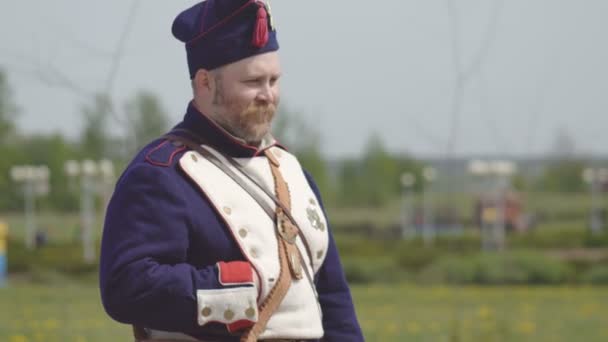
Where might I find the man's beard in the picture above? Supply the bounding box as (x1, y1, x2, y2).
(226, 102, 276, 145)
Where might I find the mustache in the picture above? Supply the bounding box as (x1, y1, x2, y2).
(241, 103, 276, 123)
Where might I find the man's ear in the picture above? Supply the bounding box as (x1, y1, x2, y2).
(194, 69, 213, 93)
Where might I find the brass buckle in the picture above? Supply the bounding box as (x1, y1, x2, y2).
(277, 211, 297, 244)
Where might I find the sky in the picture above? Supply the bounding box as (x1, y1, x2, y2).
(1, 0, 607, 158)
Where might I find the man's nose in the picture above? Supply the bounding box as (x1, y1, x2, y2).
(256, 83, 273, 103)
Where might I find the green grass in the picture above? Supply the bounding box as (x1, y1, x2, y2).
(1, 281, 608, 341)
(353, 284, 608, 341)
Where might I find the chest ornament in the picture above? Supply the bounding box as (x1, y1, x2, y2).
(306, 206, 326, 232)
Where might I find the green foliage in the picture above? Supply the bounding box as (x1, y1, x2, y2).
(0, 144, 24, 210)
(581, 265, 608, 284)
(0, 68, 19, 143)
(7, 239, 98, 276)
(80, 94, 111, 159)
(126, 90, 170, 150)
(584, 230, 608, 247)
(360, 133, 401, 206)
(419, 252, 573, 285)
(535, 160, 586, 193)
(342, 256, 407, 284)
(293, 136, 332, 203)
(509, 226, 588, 249)
(336, 135, 422, 207)
(20, 134, 81, 210)
(396, 245, 444, 272)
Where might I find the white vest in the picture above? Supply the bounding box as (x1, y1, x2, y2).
(150, 145, 329, 340)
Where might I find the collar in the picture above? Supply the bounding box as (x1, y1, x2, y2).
(172, 102, 285, 158)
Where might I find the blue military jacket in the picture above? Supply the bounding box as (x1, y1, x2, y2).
(99, 103, 363, 341)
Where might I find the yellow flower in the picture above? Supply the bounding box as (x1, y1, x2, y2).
(9, 335, 28, 342)
(477, 305, 493, 320)
(516, 320, 536, 334)
(406, 321, 421, 334)
(43, 318, 60, 330)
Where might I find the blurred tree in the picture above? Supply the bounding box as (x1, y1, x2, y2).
(360, 133, 401, 207)
(0, 68, 19, 143)
(273, 104, 332, 202)
(337, 159, 365, 207)
(0, 69, 21, 210)
(126, 91, 170, 150)
(80, 94, 111, 159)
(21, 134, 80, 210)
(336, 134, 422, 207)
(536, 160, 585, 193)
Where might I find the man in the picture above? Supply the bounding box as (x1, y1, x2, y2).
(99, 1, 363, 341)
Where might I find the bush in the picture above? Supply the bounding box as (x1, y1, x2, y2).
(581, 265, 608, 285)
(419, 251, 573, 285)
(509, 227, 588, 249)
(396, 246, 443, 272)
(584, 231, 608, 248)
(418, 257, 477, 284)
(7, 239, 98, 276)
(342, 256, 408, 284)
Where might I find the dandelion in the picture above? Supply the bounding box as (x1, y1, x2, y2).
(406, 321, 421, 334)
(477, 305, 493, 320)
(42, 318, 59, 330)
(515, 320, 536, 335)
(9, 335, 28, 342)
(385, 322, 399, 334)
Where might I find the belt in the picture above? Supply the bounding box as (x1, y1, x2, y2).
(136, 339, 307, 342)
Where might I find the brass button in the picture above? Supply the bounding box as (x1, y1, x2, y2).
(245, 307, 256, 319)
(309, 198, 316, 205)
(223, 206, 232, 215)
(201, 307, 212, 317)
(250, 248, 259, 259)
(191, 154, 198, 162)
(239, 228, 248, 238)
(317, 250, 324, 260)
(224, 309, 235, 320)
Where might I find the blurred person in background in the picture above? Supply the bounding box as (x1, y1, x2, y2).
(99, 1, 363, 341)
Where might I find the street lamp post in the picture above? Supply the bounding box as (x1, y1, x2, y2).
(400, 173, 416, 240)
(65, 159, 115, 263)
(9, 165, 50, 249)
(583, 167, 608, 235)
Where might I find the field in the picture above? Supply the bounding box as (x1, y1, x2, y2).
(1, 282, 608, 341)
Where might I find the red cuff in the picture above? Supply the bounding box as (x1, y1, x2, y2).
(217, 261, 254, 285)
(227, 319, 255, 333)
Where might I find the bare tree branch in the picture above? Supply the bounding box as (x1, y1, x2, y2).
(444, 0, 504, 157)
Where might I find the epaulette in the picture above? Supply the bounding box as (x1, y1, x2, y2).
(144, 139, 188, 167)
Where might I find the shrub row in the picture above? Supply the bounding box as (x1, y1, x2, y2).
(341, 251, 608, 286)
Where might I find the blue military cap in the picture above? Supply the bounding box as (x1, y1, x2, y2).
(172, 0, 279, 78)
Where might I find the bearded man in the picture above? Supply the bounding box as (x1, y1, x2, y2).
(99, 1, 363, 341)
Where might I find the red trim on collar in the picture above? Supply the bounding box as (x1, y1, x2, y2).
(145, 141, 187, 167)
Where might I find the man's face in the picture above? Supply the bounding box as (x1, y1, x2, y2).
(209, 52, 281, 144)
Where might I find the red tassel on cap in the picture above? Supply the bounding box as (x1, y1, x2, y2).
(252, 3, 269, 48)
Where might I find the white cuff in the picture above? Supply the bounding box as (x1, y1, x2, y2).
(196, 287, 259, 326)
